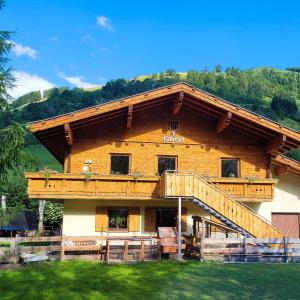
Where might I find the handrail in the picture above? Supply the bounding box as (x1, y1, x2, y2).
(163, 170, 286, 236)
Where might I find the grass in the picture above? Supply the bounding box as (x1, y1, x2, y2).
(0, 242, 10, 248)
(0, 261, 300, 300)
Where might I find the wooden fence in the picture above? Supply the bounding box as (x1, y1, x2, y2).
(0, 236, 157, 263)
(189, 237, 300, 263)
(2, 236, 300, 263)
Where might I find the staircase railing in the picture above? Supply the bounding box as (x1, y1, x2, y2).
(163, 170, 285, 238)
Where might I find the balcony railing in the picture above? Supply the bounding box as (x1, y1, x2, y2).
(26, 172, 277, 202)
(25, 173, 161, 200)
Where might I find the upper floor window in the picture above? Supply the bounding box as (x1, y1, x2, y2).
(110, 154, 130, 175)
(221, 158, 239, 178)
(158, 156, 177, 175)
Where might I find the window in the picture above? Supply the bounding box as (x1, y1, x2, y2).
(108, 208, 128, 230)
(110, 154, 130, 175)
(158, 156, 177, 175)
(156, 208, 177, 228)
(168, 120, 179, 131)
(221, 158, 239, 178)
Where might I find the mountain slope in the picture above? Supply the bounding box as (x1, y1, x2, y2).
(3, 67, 300, 167)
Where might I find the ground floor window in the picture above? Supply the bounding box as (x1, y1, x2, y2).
(108, 208, 128, 230)
(158, 156, 177, 175)
(221, 158, 239, 178)
(110, 154, 130, 175)
(156, 208, 177, 228)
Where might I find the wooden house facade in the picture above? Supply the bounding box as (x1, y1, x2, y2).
(26, 83, 300, 238)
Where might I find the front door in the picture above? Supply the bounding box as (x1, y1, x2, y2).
(156, 208, 177, 228)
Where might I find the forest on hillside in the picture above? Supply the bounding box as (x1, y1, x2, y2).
(1, 66, 300, 163)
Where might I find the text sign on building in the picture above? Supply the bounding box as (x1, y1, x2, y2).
(162, 132, 185, 143)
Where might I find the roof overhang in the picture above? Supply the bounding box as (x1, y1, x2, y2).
(28, 82, 300, 163)
(272, 155, 300, 176)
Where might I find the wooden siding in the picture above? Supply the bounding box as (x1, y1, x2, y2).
(69, 107, 267, 178)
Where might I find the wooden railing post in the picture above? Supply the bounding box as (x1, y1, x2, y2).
(200, 217, 205, 262)
(61, 235, 65, 261)
(106, 239, 110, 262)
(283, 237, 289, 263)
(140, 240, 145, 261)
(11, 234, 19, 264)
(124, 240, 128, 262)
(243, 233, 248, 263)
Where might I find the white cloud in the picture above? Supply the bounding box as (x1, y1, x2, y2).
(58, 73, 98, 88)
(96, 16, 115, 32)
(49, 36, 59, 43)
(12, 42, 38, 59)
(81, 34, 93, 43)
(10, 71, 54, 99)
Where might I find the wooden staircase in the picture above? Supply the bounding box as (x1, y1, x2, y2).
(161, 171, 285, 238)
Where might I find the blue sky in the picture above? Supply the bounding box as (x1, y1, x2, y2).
(2, 0, 300, 97)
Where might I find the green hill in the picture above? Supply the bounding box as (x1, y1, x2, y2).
(3, 66, 300, 168)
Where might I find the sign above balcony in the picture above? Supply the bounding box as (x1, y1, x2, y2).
(162, 132, 185, 143)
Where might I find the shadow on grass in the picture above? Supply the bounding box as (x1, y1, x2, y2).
(1, 261, 300, 300)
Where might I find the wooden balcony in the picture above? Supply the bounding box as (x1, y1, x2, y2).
(25, 173, 161, 200)
(26, 172, 277, 202)
(210, 178, 278, 202)
(161, 175, 277, 202)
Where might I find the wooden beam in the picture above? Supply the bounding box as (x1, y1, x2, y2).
(266, 154, 271, 178)
(64, 123, 73, 146)
(274, 164, 290, 176)
(216, 111, 232, 133)
(172, 91, 184, 115)
(265, 134, 286, 153)
(127, 105, 133, 129)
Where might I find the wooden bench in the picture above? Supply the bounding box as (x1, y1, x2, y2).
(157, 227, 178, 259)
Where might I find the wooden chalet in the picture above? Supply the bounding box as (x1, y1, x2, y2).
(25, 82, 300, 241)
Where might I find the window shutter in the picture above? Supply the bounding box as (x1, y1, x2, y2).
(128, 207, 140, 232)
(145, 207, 156, 232)
(178, 207, 187, 232)
(95, 207, 108, 232)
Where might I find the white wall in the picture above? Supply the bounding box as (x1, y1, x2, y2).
(247, 171, 300, 221)
(62, 199, 207, 236)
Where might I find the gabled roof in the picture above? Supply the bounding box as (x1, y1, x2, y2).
(29, 82, 300, 163)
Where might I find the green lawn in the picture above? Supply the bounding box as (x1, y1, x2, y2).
(1, 261, 300, 300)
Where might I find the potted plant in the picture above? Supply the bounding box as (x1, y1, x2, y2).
(110, 216, 127, 229)
(39, 167, 58, 187)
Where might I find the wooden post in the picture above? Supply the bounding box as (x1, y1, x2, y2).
(243, 232, 248, 263)
(106, 239, 110, 262)
(38, 200, 45, 234)
(200, 217, 205, 262)
(283, 237, 289, 263)
(11, 234, 18, 264)
(177, 197, 182, 260)
(124, 240, 128, 262)
(140, 240, 145, 261)
(61, 234, 65, 261)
